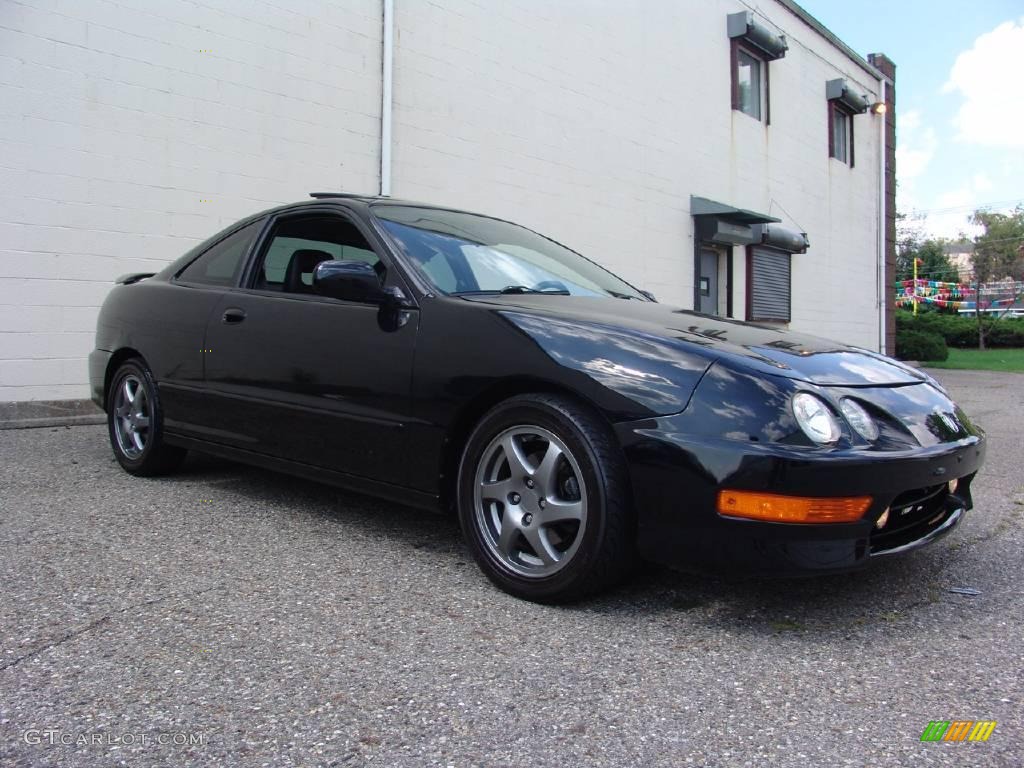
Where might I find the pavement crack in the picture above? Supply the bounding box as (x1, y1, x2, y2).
(0, 614, 111, 672)
(0, 585, 217, 673)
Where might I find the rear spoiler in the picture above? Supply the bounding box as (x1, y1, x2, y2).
(115, 272, 156, 285)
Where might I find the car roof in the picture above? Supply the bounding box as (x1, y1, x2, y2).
(231, 194, 526, 235)
(299, 192, 477, 215)
(228, 194, 483, 225)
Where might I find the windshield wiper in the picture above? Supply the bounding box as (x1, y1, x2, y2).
(451, 285, 571, 296)
(498, 285, 570, 295)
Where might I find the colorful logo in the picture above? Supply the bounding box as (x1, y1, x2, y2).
(920, 721, 996, 742)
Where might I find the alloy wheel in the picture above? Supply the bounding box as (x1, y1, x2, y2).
(113, 374, 151, 459)
(473, 425, 588, 578)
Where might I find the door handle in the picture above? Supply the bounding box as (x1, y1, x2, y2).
(222, 308, 246, 324)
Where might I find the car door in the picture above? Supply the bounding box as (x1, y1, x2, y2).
(157, 218, 266, 438)
(200, 208, 419, 487)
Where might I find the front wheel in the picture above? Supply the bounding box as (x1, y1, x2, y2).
(457, 394, 635, 603)
(107, 358, 187, 476)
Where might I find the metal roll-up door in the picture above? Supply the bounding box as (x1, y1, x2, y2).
(749, 246, 791, 322)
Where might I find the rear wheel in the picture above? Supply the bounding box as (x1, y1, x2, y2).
(107, 358, 187, 476)
(457, 394, 634, 602)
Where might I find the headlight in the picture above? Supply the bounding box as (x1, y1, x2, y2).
(839, 398, 879, 441)
(792, 392, 840, 444)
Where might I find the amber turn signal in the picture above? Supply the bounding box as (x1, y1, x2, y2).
(717, 490, 873, 524)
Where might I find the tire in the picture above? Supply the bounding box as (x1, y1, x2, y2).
(457, 393, 635, 603)
(106, 358, 187, 476)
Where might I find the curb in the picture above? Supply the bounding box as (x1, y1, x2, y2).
(0, 399, 106, 430)
(0, 415, 106, 430)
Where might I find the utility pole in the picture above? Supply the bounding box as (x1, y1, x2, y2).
(913, 257, 919, 316)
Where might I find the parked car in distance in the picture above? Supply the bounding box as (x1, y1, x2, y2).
(91, 194, 986, 602)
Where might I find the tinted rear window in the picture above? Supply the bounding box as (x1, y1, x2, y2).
(177, 221, 262, 287)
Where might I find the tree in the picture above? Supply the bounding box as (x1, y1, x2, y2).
(910, 239, 960, 284)
(895, 211, 960, 298)
(969, 206, 1024, 348)
(896, 211, 926, 282)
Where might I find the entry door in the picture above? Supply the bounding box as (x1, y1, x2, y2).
(699, 248, 720, 315)
(199, 212, 418, 487)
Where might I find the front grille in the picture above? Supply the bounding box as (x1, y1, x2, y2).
(870, 483, 952, 553)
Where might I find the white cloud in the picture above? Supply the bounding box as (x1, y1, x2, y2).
(937, 189, 973, 209)
(896, 110, 938, 182)
(895, 109, 939, 217)
(917, 188, 983, 240)
(972, 173, 992, 192)
(922, 213, 980, 241)
(943, 18, 1024, 148)
(900, 110, 921, 133)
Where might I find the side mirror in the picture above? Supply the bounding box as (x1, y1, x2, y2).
(313, 260, 391, 304)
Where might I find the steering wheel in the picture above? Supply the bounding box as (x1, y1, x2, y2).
(534, 280, 570, 293)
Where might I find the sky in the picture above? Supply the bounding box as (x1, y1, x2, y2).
(797, 0, 1024, 241)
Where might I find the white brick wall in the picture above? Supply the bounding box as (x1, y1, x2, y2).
(391, 0, 883, 346)
(0, 0, 885, 402)
(0, 0, 383, 401)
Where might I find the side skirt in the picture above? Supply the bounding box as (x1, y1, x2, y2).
(165, 433, 442, 513)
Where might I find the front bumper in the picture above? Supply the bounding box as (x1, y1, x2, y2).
(616, 421, 986, 576)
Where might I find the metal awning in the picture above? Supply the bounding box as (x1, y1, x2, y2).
(690, 196, 780, 225)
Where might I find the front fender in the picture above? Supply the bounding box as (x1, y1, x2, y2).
(499, 311, 715, 418)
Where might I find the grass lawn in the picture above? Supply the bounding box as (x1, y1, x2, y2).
(925, 347, 1024, 373)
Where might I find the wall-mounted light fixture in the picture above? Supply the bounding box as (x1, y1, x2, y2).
(871, 102, 887, 115)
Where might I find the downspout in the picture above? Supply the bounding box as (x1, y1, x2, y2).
(380, 0, 394, 197)
(877, 77, 886, 353)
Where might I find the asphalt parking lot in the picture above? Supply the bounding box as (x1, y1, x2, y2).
(1, 369, 1022, 767)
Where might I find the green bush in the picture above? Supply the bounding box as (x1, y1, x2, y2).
(894, 310, 1024, 348)
(987, 320, 1024, 347)
(895, 329, 949, 362)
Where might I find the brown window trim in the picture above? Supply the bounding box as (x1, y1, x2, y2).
(730, 39, 740, 110)
(730, 41, 771, 124)
(827, 103, 834, 157)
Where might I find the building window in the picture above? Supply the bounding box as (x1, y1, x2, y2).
(747, 246, 791, 322)
(829, 104, 854, 165)
(727, 11, 787, 123)
(825, 78, 869, 167)
(736, 48, 764, 120)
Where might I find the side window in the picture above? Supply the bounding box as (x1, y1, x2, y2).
(253, 215, 384, 294)
(177, 221, 261, 286)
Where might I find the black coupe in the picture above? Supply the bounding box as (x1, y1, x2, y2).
(90, 194, 986, 602)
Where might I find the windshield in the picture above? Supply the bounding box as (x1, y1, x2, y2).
(371, 205, 646, 299)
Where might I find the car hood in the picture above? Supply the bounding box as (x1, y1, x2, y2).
(461, 295, 927, 388)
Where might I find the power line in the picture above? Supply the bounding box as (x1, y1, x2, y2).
(971, 236, 1024, 246)
(737, 1, 882, 93)
(904, 199, 1024, 216)
(899, 235, 1024, 249)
